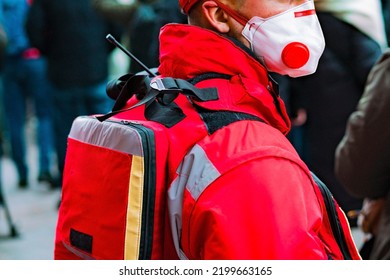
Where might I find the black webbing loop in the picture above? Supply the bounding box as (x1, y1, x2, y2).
(96, 74, 219, 127)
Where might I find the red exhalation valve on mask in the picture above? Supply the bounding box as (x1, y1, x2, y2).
(281, 42, 310, 69)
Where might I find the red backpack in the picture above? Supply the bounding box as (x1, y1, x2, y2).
(54, 74, 219, 259)
(54, 73, 360, 260)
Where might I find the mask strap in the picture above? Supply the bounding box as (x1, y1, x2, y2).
(213, 0, 248, 26)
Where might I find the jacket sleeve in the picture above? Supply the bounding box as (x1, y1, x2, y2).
(335, 50, 390, 199)
(181, 157, 328, 260)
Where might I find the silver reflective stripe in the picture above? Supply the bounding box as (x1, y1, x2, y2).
(168, 144, 220, 259)
(69, 116, 143, 156)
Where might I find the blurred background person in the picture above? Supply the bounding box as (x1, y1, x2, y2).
(92, 0, 186, 73)
(0, 4, 7, 143)
(26, 0, 122, 190)
(273, 0, 388, 226)
(335, 49, 390, 259)
(0, 0, 56, 189)
(0, 3, 6, 60)
(0, 2, 7, 160)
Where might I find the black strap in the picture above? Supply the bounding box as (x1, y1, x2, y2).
(188, 72, 232, 85)
(96, 74, 219, 126)
(188, 72, 265, 134)
(98, 72, 264, 129)
(196, 106, 264, 135)
(311, 172, 353, 260)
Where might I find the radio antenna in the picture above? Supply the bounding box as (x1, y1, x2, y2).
(106, 34, 157, 77)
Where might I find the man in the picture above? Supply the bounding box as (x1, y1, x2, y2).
(335, 50, 390, 260)
(1, 0, 56, 188)
(25, 0, 121, 189)
(53, 0, 359, 260)
(0, 6, 6, 140)
(157, 0, 358, 259)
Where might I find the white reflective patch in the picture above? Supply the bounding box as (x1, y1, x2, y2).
(69, 116, 143, 156)
(184, 145, 221, 200)
(168, 144, 220, 259)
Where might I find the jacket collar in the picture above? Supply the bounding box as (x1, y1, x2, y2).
(158, 24, 269, 84)
(158, 24, 291, 134)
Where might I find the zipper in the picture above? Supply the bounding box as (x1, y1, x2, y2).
(110, 119, 156, 260)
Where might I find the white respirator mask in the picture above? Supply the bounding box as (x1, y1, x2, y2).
(216, 0, 325, 77)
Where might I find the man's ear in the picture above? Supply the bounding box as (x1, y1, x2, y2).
(201, 1, 230, 33)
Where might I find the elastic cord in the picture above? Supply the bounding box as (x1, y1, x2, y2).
(213, 0, 248, 26)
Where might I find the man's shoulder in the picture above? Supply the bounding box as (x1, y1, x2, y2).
(198, 119, 302, 168)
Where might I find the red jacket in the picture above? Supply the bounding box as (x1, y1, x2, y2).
(158, 24, 359, 259)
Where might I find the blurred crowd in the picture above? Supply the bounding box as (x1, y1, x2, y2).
(0, 0, 185, 188)
(0, 0, 390, 260)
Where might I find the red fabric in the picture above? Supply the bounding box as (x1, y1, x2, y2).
(55, 139, 131, 259)
(116, 94, 210, 188)
(55, 94, 210, 260)
(56, 24, 359, 260)
(159, 24, 269, 84)
(157, 24, 360, 259)
(181, 121, 360, 259)
(158, 24, 291, 135)
(181, 121, 323, 259)
(22, 48, 41, 59)
(179, 0, 200, 14)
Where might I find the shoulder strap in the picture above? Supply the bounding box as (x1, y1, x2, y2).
(96, 73, 219, 127)
(196, 106, 264, 135)
(311, 172, 353, 260)
(188, 72, 265, 134)
(98, 72, 265, 130)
